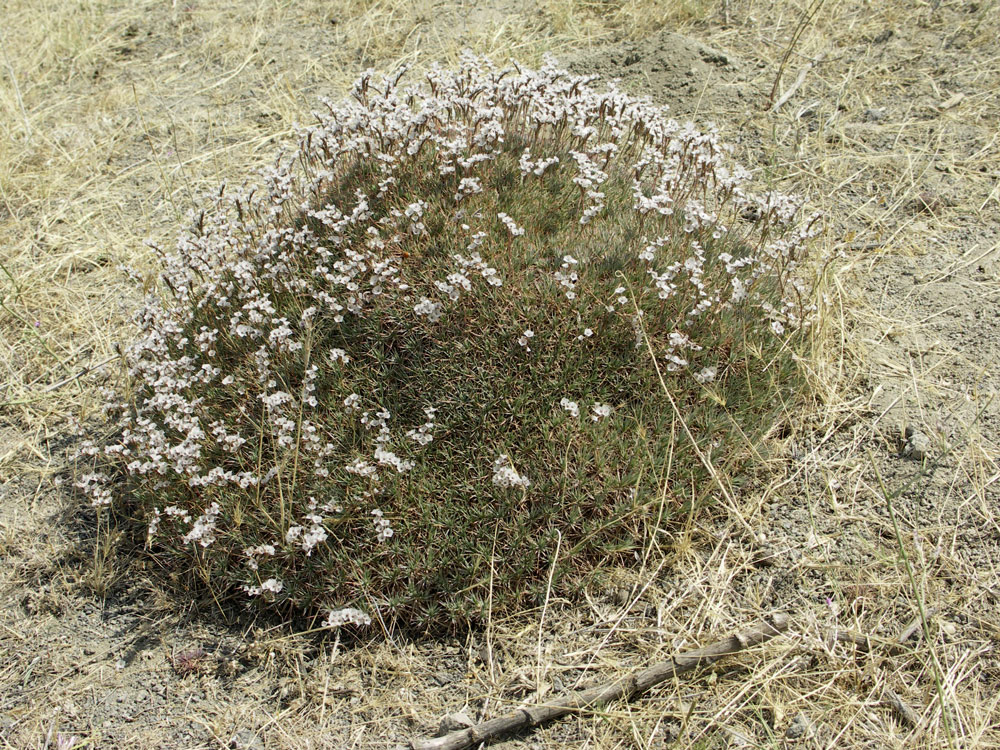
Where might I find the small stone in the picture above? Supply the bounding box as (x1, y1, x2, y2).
(913, 191, 948, 215)
(229, 729, 264, 749)
(723, 727, 753, 746)
(662, 722, 681, 742)
(436, 711, 474, 737)
(785, 712, 814, 740)
(902, 427, 933, 461)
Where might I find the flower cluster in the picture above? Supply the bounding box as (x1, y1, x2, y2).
(406, 406, 438, 446)
(517, 329, 534, 351)
(560, 398, 580, 418)
(591, 403, 613, 421)
(322, 607, 372, 629)
(243, 578, 283, 597)
(286, 498, 329, 555)
(554, 255, 580, 300)
(492, 453, 531, 489)
(371, 508, 394, 542)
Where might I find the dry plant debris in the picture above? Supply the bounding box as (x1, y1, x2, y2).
(410, 613, 791, 750)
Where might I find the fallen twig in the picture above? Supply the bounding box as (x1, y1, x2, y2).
(772, 53, 826, 113)
(896, 607, 939, 646)
(822, 607, 941, 657)
(409, 614, 789, 750)
(42, 354, 118, 393)
(835, 240, 887, 252)
(883, 689, 921, 728)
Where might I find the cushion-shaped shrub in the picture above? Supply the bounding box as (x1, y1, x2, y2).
(77, 53, 821, 633)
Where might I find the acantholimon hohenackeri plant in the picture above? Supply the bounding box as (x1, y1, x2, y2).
(76, 53, 822, 634)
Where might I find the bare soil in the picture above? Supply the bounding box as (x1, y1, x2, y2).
(1, 1, 998, 748)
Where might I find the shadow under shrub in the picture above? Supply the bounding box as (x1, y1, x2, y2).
(76, 54, 823, 634)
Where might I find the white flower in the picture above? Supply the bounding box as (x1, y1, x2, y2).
(454, 176, 483, 202)
(345, 458, 377, 477)
(182, 502, 221, 548)
(590, 403, 612, 421)
(555, 256, 580, 299)
(669, 331, 691, 348)
(147, 509, 161, 538)
(323, 607, 372, 629)
(243, 544, 276, 570)
(771, 320, 785, 336)
(406, 406, 438, 446)
(492, 453, 530, 489)
(414, 297, 443, 322)
(371, 508, 394, 542)
(560, 398, 580, 418)
(76, 472, 113, 507)
(374, 445, 414, 474)
(243, 577, 283, 597)
(693, 366, 717, 384)
(497, 212, 525, 237)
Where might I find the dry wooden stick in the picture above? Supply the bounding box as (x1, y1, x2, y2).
(409, 614, 790, 750)
(822, 607, 941, 657)
(42, 354, 118, 392)
(883, 689, 921, 728)
(824, 615, 940, 731)
(771, 53, 826, 113)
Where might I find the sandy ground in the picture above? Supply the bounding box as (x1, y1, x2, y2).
(1, 1, 998, 748)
